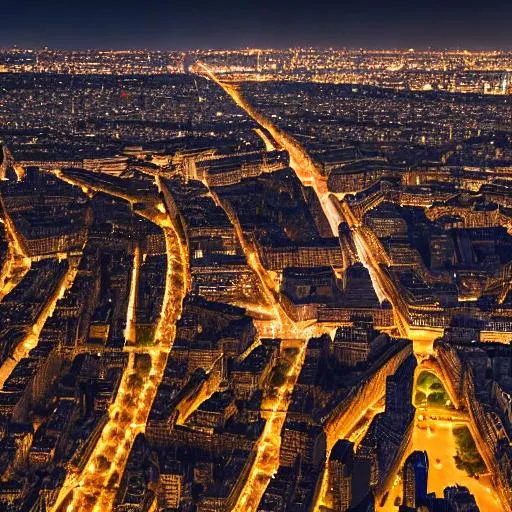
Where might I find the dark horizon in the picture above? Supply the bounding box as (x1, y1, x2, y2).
(4, 0, 512, 51)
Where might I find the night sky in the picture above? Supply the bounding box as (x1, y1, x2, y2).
(3, 0, 512, 50)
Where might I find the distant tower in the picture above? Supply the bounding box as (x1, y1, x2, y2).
(329, 440, 354, 511)
(403, 451, 429, 508)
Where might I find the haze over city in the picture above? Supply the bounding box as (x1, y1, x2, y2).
(4, 0, 512, 49)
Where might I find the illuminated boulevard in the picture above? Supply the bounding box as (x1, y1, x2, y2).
(124, 243, 141, 345)
(0, 190, 31, 303)
(202, 155, 314, 511)
(192, 62, 506, 512)
(0, 185, 79, 389)
(50, 173, 189, 512)
(233, 339, 307, 512)
(192, 61, 441, 347)
(0, 257, 79, 389)
(206, 186, 298, 337)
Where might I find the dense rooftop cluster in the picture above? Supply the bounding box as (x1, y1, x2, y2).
(0, 49, 510, 512)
